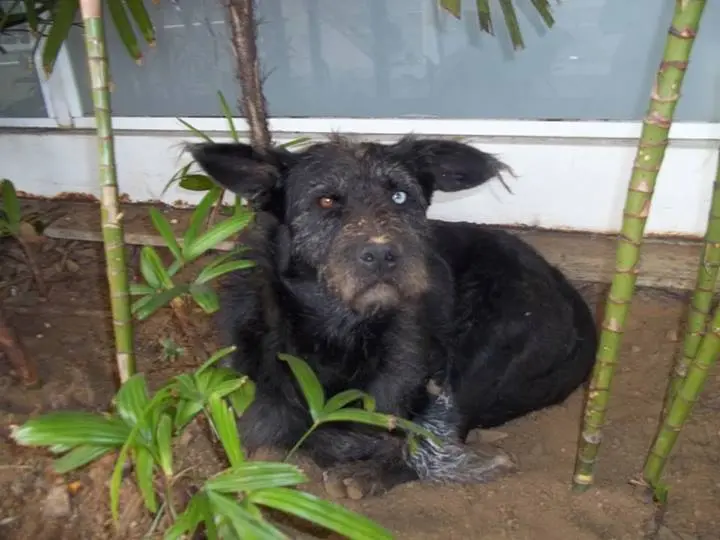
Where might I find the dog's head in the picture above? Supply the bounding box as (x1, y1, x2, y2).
(190, 135, 510, 316)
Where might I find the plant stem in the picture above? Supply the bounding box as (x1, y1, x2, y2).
(571, 0, 707, 492)
(225, 0, 271, 151)
(661, 156, 720, 418)
(79, 0, 135, 382)
(643, 302, 720, 486)
(16, 236, 47, 297)
(0, 306, 39, 387)
(285, 424, 318, 461)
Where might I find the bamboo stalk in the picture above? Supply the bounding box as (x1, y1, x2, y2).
(571, 0, 707, 492)
(79, 0, 135, 383)
(661, 153, 720, 418)
(643, 300, 720, 486)
(225, 0, 272, 151)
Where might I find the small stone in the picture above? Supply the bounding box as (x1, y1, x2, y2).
(65, 259, 80, 272)
(43, 485, 71, 518)
(468, 429, 509, 444)
(631, 345, 641, 353)
(666, 329, 679, 342)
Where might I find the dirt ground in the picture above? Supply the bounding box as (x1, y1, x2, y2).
(0, 210, 718, 539)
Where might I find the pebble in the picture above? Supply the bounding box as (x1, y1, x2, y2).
(43, 485, 71, 518)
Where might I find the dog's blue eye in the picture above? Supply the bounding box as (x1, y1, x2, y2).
(392, 191, 407, 205)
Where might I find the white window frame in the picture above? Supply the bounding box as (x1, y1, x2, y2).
(2, 38, 720, 142)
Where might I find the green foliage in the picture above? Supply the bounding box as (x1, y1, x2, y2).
(0, 178, 22, 237)
(10, 348, 432, 538)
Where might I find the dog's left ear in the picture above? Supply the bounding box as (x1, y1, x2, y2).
(388, 136, 513, 202)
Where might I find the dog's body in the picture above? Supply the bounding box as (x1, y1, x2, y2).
(191, 136, 597, 498)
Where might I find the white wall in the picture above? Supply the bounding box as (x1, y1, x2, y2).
(1, 128, 717, 238)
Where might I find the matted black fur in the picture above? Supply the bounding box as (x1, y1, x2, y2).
(189, 135, 598, 499)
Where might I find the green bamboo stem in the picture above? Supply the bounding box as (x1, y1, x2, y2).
(644, 301, 720, 486)
(80, 0, 135, 382)
(661, 155, 720, 418)
(571, 0, 707, 492)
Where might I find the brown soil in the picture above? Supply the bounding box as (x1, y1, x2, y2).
(0, 207, 718, 540)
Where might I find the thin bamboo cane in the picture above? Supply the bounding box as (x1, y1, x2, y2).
(572, 0, 707, 492)
(79, 0, 135, 382)
(661, 156, 720, 417)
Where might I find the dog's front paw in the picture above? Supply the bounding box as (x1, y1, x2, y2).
(322, 462, 388, 500)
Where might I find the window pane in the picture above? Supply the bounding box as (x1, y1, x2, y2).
(66, 0, 720, 121)
(0, 2, 47, 118)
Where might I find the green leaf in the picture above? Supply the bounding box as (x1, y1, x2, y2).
(140, 246, 173, 290)
(250, 487, 393, 540)
(279, 136, 312, 149)
(179, 174, 216, 192)
(476, 0, 493, 33)
(129, 283, 155, 296)
(135, 446, 158, 512)
(164, 493, 208, 540)
(107, 0, 142, 62)
(53, 445, 113, 474)
(183, 212, 252, 262)
(206, 492, 288, 540)
(177, 118, 213, 143)
(125, 0, 156, 44)
(530, 0, 554, 28)
(22, 0, 39, 34)
(323, 389, 376, 415)
(195, 259, 255, 285)
(498, 0, 524, 50)
(114, 373, 150, 430)
(11, 412, 131, 447)
(196, 345, 238, 376)
(207, 394, 244, 467)
(148, 208, 183, 263)
(278, 354, 325, 422)
(227, 379, 256, 417)
(210, 377, 251, 400)
(156, 414, 173, 477)
(440, 0, 461, 18)
(42, 0, 78, 76)
(217, 91, 239, 142)
(183, 187, 222, 251)
(320, 409, 439, 444)
(189, 283, 220, 314)
(162, 161, 193, 197)
(174, 400, 204, 432)
(205, 462, 307, 493)
(1, 178, 21, 228)
(132, 285, 189, 321)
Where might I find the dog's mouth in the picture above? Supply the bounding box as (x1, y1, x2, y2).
(350, 282, 401, 314)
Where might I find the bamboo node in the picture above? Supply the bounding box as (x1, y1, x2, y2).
(645, 111, 672, 129)
(573, 474, 594, 485)
(667, 26, 696, 40)
(582, 432, 602, 444)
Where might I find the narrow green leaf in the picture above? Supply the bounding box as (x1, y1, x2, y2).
(174, 400, 204, 432)
(114, 373, 150, 430)
(53, 445, 113, 474)
(530, 0, 555, 29)
(132, 284, 189, 321)
(125, 0, 156, 44)
(323, 389, 376, 415)
(279, 136, 312, 149)
(135, 446, 158, 512)
(148, 208, 183, 263)
(476, 0, 493, 34)
(319, 409, 439, 444)
(189, 283, 220, 314)
(140, 246, 174, 290)
(196, 345, 238, 376)
(49, 444, 73, 455)
(205, 462, 307, 493)
(164, 493, 208, 540)
(217, 91, 239, 142)
(278, 354, 325, 422)
(498, 0, 524, 50)
(177, 118, 213, 142)
(184, 212, 252, 262)
(227, 379, 256, 417)
(1, 179, 21, 227)
(11, 412, 130, 447)
(23, 0, 39, 34)
(207, 394, 244, 467)
(250, 487, 393, 540)
(439, 0, 461, 18)
(206, 492, 288, 540)
(209, 377, 251, 400)
(42, 0, 79, 76)
(162, 161, 193, 197)
(195, 259, 255, 285)
(183, 187, 222, 252)
(107, 0, 142, 62)
(129, 283, 155, 296)
(179, 173, 216, 192)
(156, 414, 173, 477)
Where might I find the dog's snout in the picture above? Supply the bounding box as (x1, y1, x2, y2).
(358, 243, 398, 271)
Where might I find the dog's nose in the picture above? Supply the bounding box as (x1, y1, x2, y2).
(358, 243, 398, 271)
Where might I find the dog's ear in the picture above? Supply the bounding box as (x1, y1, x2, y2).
(188, 142, 298, 217)
(388, 136, 513, 202)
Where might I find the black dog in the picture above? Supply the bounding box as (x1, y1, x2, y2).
(190, 135, 597, 498)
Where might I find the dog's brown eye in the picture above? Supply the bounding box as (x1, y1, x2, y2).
(318, 196, 335, 209)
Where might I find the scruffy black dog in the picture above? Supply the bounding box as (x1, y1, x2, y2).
(190, 135, 597, 499)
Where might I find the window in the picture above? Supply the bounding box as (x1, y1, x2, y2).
(39, 0, 720, 122)
(0, 1, 47, 117)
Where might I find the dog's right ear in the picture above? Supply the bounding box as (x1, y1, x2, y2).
(188, 142, 297, 215)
